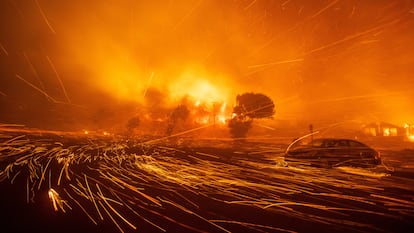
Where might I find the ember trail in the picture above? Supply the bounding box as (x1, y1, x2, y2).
(1, 1, 414, 232)
(1, 128, 413, 232)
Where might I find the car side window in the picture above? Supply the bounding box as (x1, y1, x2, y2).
(325, 140, 336, 147)
(349, 141, 364, 147)
(337, 140, 349, 147)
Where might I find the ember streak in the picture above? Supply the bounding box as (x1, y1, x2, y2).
(0, 1, 414, 232)
(1, 127, 414, 233)
(0, 0, 413, 129)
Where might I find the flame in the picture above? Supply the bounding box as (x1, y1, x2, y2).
(218, 115, 227, 124)
(383, 128, 390, 137)
(192, 101, 230, 125)
(169, 69, 233, 104)
(195, 100, 201, 107)
(166, 69, 234, 126)
(89, 61, 236, 112)
(404, 123, 414, 142)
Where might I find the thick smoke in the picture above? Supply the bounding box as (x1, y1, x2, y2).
(0, 1, 413, 131)
(166, 104, 190, 136)
(126, 116, 140, 135)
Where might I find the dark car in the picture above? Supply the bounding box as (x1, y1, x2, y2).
(285, 138, 381, 168)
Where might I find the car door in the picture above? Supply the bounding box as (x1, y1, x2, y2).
(330, 140, 349, 164)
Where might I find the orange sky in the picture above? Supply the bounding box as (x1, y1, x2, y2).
(0, 0, 414, 129)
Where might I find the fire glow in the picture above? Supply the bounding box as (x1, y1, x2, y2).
(0, 1, 413, 131)
(1, 2, 414, 232)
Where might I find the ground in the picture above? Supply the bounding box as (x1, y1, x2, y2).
(0, 131, 413, 233)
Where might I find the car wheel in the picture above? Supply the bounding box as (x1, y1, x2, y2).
(314, 152, 330, 168)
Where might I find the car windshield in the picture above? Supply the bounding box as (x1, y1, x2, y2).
(288, 138, 325, 150)
(308, 139, 325, 147)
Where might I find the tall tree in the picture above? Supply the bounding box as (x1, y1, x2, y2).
(228, 92, 275, 138)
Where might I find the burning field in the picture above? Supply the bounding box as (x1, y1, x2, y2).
(1, 126, 413, 233)
(1, 0, 414, 232)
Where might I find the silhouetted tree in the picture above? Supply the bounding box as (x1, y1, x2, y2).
(228, 92, 275, 138)
(233, 93, 275, 118)
(228, 115, 253, 138)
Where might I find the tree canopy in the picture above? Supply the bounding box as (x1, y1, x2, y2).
(228, 92, 275, 139)
(233, 93, 275, 119)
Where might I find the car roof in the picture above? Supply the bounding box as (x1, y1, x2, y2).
(312, 138, 358, 142)
(310, 138, 370, 146)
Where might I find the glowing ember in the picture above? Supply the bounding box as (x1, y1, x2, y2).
(1, 128, 413, 232)
(48, 188, 70, 212)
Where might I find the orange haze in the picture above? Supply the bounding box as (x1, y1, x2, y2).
(0, 0, 414, 130)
